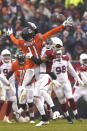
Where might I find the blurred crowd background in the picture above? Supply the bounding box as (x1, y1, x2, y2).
(0, 0, 87, 61)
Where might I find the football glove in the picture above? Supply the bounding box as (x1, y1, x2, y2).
(63, 17, 73, 26)
(28, 22, 37, 29)
(52, 80, 61, 87)
(7, 28, 13, 35)
(26, 51, 33, 59)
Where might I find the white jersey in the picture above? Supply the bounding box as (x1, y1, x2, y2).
(51, 55, 79, 84)
(0, 60, 15, 88)
(40, 47, 56, 73)
(40, 46, 47, 72)
(0, 61, 12, 76)
(78, 65, 87, 84)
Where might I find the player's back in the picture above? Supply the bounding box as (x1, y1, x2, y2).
(16, 34, 43, 69)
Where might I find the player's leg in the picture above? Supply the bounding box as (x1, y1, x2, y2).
(4, 88, 16, 123)
(53, 86, 73, 123)
(27, 83, 35, 123)
(34, 97, 49, 127)
(22, 69, 35, 87)
(40, 89, 60, 120)
(65, 82, 82, 121)
(0, 87, 5, 112)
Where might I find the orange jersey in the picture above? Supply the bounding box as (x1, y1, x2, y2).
(9, 25, 64, 68)
(10, 59, 34, 86)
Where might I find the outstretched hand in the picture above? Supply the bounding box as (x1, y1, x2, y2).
(63, 17, 73, 27)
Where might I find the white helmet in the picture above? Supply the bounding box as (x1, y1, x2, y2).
(80, 53, 87, 65)
(51, 37, 63, 51)
(1, 49, 11, 63)
(56, 49, 62, 61)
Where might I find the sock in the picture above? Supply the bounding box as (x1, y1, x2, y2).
(41, 115, 48, 121)
(61, 103, 69, 117)
(68, 98, 77, 111)
(6, 101, 12, 116)
(0, 100, 4, 111)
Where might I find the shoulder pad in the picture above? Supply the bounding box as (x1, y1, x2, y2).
(78, 65, 87, 71)
(62, 55, 69, 61)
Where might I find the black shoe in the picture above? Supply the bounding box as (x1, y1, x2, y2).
(74, 114, 82, 122)
(66, 116, 73, 124)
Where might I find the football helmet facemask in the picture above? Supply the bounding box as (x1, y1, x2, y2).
(16, 51, 26, 65)
(1, 49, 11, 63)
(21, 26, 36, 41)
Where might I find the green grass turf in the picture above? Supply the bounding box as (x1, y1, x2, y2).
(0, 119, 87, 131)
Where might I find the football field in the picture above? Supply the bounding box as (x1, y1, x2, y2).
(0, 119, 87, 131)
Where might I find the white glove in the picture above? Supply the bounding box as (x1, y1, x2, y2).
(28, 22, 37, 29)
(62, 17, 73, 26)
(52, 80, 61, 87)
(19, 88, 28, 103)
(7, 28, 13, 35)
(26, 51, 33, 59)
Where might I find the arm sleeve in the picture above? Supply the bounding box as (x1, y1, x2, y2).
(31, 56, 43, 65)
(42, 25, 64, 41)
(48, 72, 57, 80)
(67, 61, 80, 81)
(9, 34, 19, 45)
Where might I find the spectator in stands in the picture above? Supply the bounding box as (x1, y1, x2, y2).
(51, 0, 65, 13)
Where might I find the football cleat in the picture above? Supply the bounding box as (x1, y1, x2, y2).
(3, 116, 12, 123)
(75, 114, 82, 122)
(30, 117, 35, 124)
(66, 116, 73, 124)
(35, 121, 49, 127)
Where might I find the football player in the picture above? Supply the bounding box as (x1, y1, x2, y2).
(73, 53, 87, 102)
(0, 49, 16, 123)
(7, 17, 73, 88)
(26, 37, 64, 125)
(6, 50, 49, 126)
(51, 49, 84, 123)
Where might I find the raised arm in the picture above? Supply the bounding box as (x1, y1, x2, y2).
(42, 17, 73, 41)
(7, 28, 19, 45)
